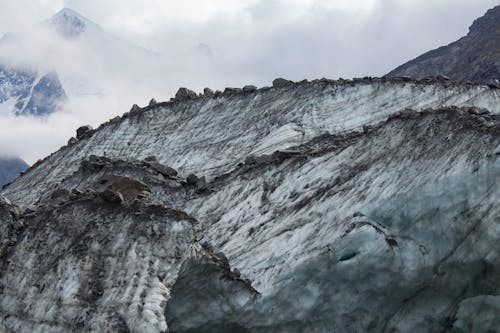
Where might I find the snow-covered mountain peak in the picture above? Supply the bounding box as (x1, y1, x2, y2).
(49, 8, 99, 39)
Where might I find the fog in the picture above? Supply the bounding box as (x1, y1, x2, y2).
(0, 0, 497, 163)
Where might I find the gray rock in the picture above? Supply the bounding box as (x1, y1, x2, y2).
(130, 104, 141, 112)
(144, 156, 157, 162)
(175, 88, 198, 101)
(149, 98, 157, 107)
(223, 87, 242, 94)
(242, 85, 257, 92)
(99, 190, 123, 204)
(186, 173, 199, 185)
(149, 162, 178, 178)
(76, 125, 93, 139)
(203, 88, 215, 97)
(272, 78, 294, 87)
(67, 137, 77, 145)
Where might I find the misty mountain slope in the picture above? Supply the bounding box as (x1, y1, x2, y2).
(0, 156, 28, 187)
(0, 64, 67, 116)
(387, 5, 500, 83)
(0, 94, 498, 332)
(0, 7, 156, 116)
(3, 78, 500, 208)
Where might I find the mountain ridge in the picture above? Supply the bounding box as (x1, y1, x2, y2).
(387, 5, 500, 83)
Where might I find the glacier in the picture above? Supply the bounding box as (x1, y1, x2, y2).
(1, 77, 499, 332)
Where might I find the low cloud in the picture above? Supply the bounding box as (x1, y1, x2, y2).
(0, 0, 497, 163)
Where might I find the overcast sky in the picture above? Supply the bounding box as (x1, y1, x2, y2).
(0, 0, 498, 163)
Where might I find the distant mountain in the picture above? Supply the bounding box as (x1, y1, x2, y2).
(0, 156, 28, 187)
(0, 64, 67, 116)
(0, 8, 156, 117)
(387, 5, 500, 83)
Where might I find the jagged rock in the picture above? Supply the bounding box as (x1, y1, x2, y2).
(149, 98, 157, 107)
(130, 104, 141, 112)
(203, 88, 214, 97)
(242, 85, 257, 92)
(67, 137, 77, 145)
(175, 87, 198, 101)
(76, 125, 93, 139)
(272, 78, 294, 87)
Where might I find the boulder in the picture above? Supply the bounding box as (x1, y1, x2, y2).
(203, 88, 215, 97)
(149, 162, 178, 178)
(195, 176, 208, 191)
(67, 137, 77, 145)
(76, 125, 93, 140)
(242, 85, 257, 92)
(186, 173, 199, 185)
(148, 98, 157, 107)
(272, 78, 294, 87)
(175, 88, 198, 101)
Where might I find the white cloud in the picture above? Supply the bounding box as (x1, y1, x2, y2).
(0, 0, 498, 163)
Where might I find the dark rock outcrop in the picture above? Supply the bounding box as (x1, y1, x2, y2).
(76, 125, 93, 139)
(272, 78, 294, 87)
(175, 87, 198, 101)
(387, 5, 500, 82)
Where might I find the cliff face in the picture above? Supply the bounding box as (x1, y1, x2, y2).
(387, 5, 500, 83)
(1, 78, 500, 332)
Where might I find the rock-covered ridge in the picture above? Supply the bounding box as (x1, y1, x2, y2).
(3, 77, 500, 208)
(1, 103, 499, 332)
(387, 5, 500, 83)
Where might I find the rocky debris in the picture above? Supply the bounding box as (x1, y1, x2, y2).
(76, 125, 94, 140)
(99, 189, 123, 204)
(203, 88, 214, 97)
(242, 85, 257, 92)
(175, 87, 198, 101)
(272, 77, 294, 87)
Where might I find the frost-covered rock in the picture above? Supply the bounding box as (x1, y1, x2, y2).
(1, 78, 499, 332)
